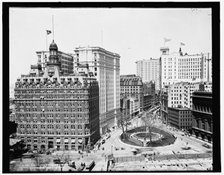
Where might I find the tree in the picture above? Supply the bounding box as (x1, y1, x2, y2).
(55, 151, 70, 171)
(119, 106, 130, 139)
(33, 154, 50, 168)
(141, 112, 155, 143)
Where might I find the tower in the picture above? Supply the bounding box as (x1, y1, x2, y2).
(160, 47, 169, 55)
(44, 40, 61, 79)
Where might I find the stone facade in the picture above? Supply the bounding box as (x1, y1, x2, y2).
(160, 47, 212, 88)
(136, 58, 160, 90)
(168, 107, 192, 130)
(191, 91, 213, 142)
(120, 75, 143, 113)
(161, 91, 168, 124)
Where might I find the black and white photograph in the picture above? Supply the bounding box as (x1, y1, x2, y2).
(3, 1, 221, 173)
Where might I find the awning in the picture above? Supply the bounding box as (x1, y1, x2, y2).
(64, 139, 68, 143)
(71, 139, 76, 143)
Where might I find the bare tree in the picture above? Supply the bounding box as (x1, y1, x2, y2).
(141, 112, 155, 143)
(119, 107, 130, 139)
(33, 154, 50, 168)
(55, 151, 70, 171)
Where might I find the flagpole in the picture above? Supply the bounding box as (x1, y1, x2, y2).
(52, 15, 54, 40)
(101, 30, 103, 47)
(46, 30, 48, 51)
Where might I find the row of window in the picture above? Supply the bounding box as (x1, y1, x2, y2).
(20, 124, 85, 129)
(16, 107, 89, 112)
(193, 105, 212, 113)
(15, 94, 89, 99)
(18, 118, 88, 124)
(17, 113, 87, 118)
(19, 130, 89, 135)
(14, 86, 91, 91)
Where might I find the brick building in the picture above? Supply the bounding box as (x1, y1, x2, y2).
(14, 40, 100, 151)
(168, 107, 192, 130)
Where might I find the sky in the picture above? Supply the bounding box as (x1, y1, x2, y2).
(9, 8, 212, 85)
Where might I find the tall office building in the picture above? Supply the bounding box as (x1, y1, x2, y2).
(160, 47, 212, 88)
(73, 46, 120, 134)
(136, 58, 160, 90)
(14, 41, 100, 151)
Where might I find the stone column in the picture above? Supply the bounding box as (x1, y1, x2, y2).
(211, 121, 213, 133)
(204, 119, 208, 131)
(199, 118, 202, 129)
(192, 118, 196, 127)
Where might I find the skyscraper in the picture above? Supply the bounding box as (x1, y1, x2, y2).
(160, 47, 212, 88)
(74, 46, 120, 134)
(136, 58, 160, 90)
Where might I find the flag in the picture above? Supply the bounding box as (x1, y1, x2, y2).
(164, 38, 171, 43)
(46, 30, 52, 35)
(180, 42, 185, 46)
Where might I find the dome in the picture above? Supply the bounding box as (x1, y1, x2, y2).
(49, 40, 58, 51)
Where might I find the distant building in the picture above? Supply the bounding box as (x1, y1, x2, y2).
(168, 107, 192, 130)
(143, 81, 155, 96)
(129, 97, 139, 117)
(14, 41, 100, 151)
(168, 82, 201, 108)
(74, 46, 120, 134)
(161, 90, 168, 124)
(191, 91, 212, 142)
(120, 75, 143, 113)
(143, 81, 156, 111)
(136, 58, 160, 90)
(143, 94, 154, 111)
(160, 47, 212, 88)
(36, 50, 74, 75)
(154, 92, 161, 106)
(120, 97, 131, 125)
(199, 82, 212, 92)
